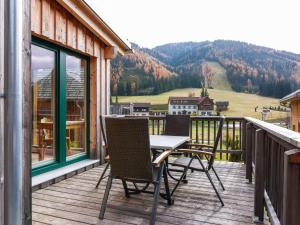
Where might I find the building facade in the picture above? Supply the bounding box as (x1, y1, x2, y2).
(168, 96, 214, 116)
(1, 0, 131, 223)
(280, 90, 300, 131)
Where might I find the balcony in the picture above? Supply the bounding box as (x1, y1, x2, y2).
(31, 116, 300, 225)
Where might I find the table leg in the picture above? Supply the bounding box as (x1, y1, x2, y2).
(163, 163, 174, 205)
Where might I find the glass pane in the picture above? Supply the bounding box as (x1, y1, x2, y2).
(31, 45, 56, 165)
(66, 55, 86, 158)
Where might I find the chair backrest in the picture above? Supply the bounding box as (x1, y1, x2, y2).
(100, 115, 107, 146)
(105, 117, 153, 182)
(165, 115, 190, 136)
(208, 116, 225, 170)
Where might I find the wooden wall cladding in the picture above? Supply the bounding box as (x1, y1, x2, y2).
(32, 0, 98, 56)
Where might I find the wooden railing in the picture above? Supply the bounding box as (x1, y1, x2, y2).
(149, 116, 246, 162)
(148, 115, 300, 224)
(245, 117, 300, 225)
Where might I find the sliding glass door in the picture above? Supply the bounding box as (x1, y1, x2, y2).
(31, 38, 89, 174)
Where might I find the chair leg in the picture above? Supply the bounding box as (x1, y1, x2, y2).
(99, 176, 113, 219)
(205, 170, 224, 206)
(171, 157, 195, 196)
(122, 180, 130, 198)
(95, 162, 110, 188)
(212, 165, 225, 191)
(150, 180, 161, 225)
(96, 162, 110, 188)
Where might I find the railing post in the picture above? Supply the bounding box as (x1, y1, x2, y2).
(283, 149, 300, 225)
(241, 120, 246, 163)
(246, 122, 252, 182)
(254, 129, 265, 223)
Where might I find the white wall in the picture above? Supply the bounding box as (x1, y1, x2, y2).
(168, 104, 198, 115)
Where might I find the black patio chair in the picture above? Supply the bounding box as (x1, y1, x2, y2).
(158, 115, 191, 182)
(99, 117, 172, 225)
(170, 116, 225, 206)
(164, 114, 191, 137)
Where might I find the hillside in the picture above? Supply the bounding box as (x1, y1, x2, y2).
(112, 40, 300, 98)
(115, 88, 288, 120)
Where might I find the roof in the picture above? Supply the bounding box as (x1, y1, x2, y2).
(133, 103, 151, 108)
(57, 0, 132, 55)
(35, 69, 85, 100)
(280, 89, 300, 104)
(168, 96, 213, 105)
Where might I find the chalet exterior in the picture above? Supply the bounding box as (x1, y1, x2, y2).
(280, 89, 300, 131)
(0, 0, 131, 223)
(168, 96, 214, 116)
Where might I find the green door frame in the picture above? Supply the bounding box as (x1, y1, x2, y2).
(32, 37, 90, 176)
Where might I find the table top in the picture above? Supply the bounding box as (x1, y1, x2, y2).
(150, 135, 190, 150)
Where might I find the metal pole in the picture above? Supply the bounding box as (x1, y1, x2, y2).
(4, 0, 25, 224)
(0, 0, 5, 224)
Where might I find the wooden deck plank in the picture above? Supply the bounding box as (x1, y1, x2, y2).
(32, 161, 255, 225)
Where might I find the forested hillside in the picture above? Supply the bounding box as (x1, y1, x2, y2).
(111, 40, 300, 98)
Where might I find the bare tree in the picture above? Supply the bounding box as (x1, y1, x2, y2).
(111, 61, 123, 103)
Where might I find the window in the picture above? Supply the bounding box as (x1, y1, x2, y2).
(31, 38, 89, 175)
(172, 105, 176, 109)
(183, 106, 186, 109)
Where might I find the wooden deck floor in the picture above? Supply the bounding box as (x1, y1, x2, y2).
(32, 161, 255, 225)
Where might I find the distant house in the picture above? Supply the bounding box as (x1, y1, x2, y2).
(110, 103, 131, 115)
(216, 101, 229, 112)
(110, 102, 150, 116)
(168, 96, 214, 116)
(280, 90, 300, 131)
(132, 103, 151, 116)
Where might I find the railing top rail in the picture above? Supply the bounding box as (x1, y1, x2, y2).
(148, 115, 244, 121)
(245, 117, 300, 148)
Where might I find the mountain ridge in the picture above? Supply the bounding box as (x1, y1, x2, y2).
(111, 40, 300, 98)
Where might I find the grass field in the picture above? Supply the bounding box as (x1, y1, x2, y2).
(115, 88, 288, 120)
(205, 61, 232, 91)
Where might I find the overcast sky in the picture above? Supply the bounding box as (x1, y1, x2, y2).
(85, 0, 300, 53)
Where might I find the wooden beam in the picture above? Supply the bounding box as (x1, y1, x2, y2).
(241, 119, 247, 163)
(23, 0, 32, 223)
(56, 0, 131, 55)
(254, 129, 265, 222)
(104, 46, 117, 59)
(283, 149, 300, 225)
(246, 122, 252, 182)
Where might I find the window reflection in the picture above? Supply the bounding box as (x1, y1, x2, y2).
(31, 45, 56, 165)
(66, 55, 86, 157)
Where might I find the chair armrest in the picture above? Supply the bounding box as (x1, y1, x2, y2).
(177, 148, 214, 156)
(153, 150, 172, 167)
(186, 143, 214, 148)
